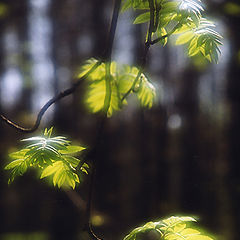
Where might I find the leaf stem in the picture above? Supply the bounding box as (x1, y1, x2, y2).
(150, 22, 183, 45)
(103, 62, 112, 115)
(121, 0, 156, 102)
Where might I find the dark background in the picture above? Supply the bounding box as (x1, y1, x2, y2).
(0, 0, 240, 239)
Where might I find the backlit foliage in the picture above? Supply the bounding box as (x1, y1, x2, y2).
(122, 0, 223, 63)
(5, 128, 88, 189)
(123, 216, 214, 240)
(77, 58, 156, 117)
(4, 1, 222, 238)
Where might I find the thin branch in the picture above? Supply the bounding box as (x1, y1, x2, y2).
(121, 0, 156, 102)
(153, 0, 161, 32)
(150, 34, 168, 45)
(147, 0, 155, 45)
(102, 0, 122, 61)
(121, 70, 142, 102)
(85, 1, 122, 240)
(0, 61, 101, 133)
(150, 22, 183, 45)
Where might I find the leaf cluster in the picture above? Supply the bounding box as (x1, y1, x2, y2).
(77, 58, 156, 117)
(5, 127, 88, 189)
(122, 0, 223, 63)
(123, 216, 214, 240)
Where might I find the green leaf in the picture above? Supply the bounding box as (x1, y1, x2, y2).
(133, 11, 150, 24)
(85, 77, 121, 117)
(174, 17, 222, 62)
(9, 149, 28, 159)
(137, 74, 156, 108)
(121, 0, 132, 12)
(80, 58, 156, 116)
(176, 31, 195, 45)
(173, 23, 195, 35)
(160, 1, 178, 14)
(40, 161, 80, 189)
(5, 127, 88, 189)
(40, 161, 63, 178)
(63, 155, 80, 168)
(123, 216, 214, 240)
(77, 58, 103, 80)
(5, 159, 24, 170)
(117, 65, 140, 93)
(123, 221, 158, 240)
(59, 145, 86, 154)
(44, 127, 53, 137)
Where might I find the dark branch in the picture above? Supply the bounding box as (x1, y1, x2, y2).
(102, 0, 122, 61)
(85, 1, 122, 240)
(121, 0, 156, 102)
(150, 34, 168, 45)
(0, 61, 101, 133)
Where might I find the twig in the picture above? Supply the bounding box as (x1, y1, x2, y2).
(121, 0, 156, 102)
(150, 34, 168, 45)
(0, 61, 101, 133)
(85, 1, 122, 239)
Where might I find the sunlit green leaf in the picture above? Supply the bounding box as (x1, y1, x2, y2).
(85, 77, 121, 117)
(5, 128, 87, 189)
(121, 0, 132, 12)
(133, 11, 150, 24)
(176, 31, 195, 45)
(59, 145, 86, 154)
(9, 149, 28, 159)
(5, 159, 25, 170)
(174, 17, 222, 62)
(63, 155, 80, 168)
(77, 58, 104, 81)
(123, 216, 213, 240)
(40, 161, 62, 178)
(137, 75, 156, 108)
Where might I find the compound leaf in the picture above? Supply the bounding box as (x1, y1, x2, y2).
(123, 216, 214, 240)
(5, 128, 88, 189)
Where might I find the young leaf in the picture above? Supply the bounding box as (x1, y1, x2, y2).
(63, 155, 80, 168)
(123, 216, 214, 240)
(137, 75, 156, 108)
(77, 58, 103, 80)
(40, 160, 82, 189)
(5, 159, 25, 170)
(5, 127, 88, 189)
(174, 18, 223, 62)
(59, 145, 86, 154)
(40, 161, 62, 178)
(85, 77, 121, 117)
(133, 11, 150, 24)
(175, 31, 195, 45)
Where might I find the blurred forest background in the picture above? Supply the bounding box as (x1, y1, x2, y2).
(0, 0, 240, 240)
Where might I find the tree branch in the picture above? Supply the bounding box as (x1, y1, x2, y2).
(85, 1, 122, 239)
(0, 61, 101, 133)
(121, 0, 156, 102)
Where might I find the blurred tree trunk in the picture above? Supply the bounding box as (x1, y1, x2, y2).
(226, 7, 240, 240)
(177, 65, 201, 211)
